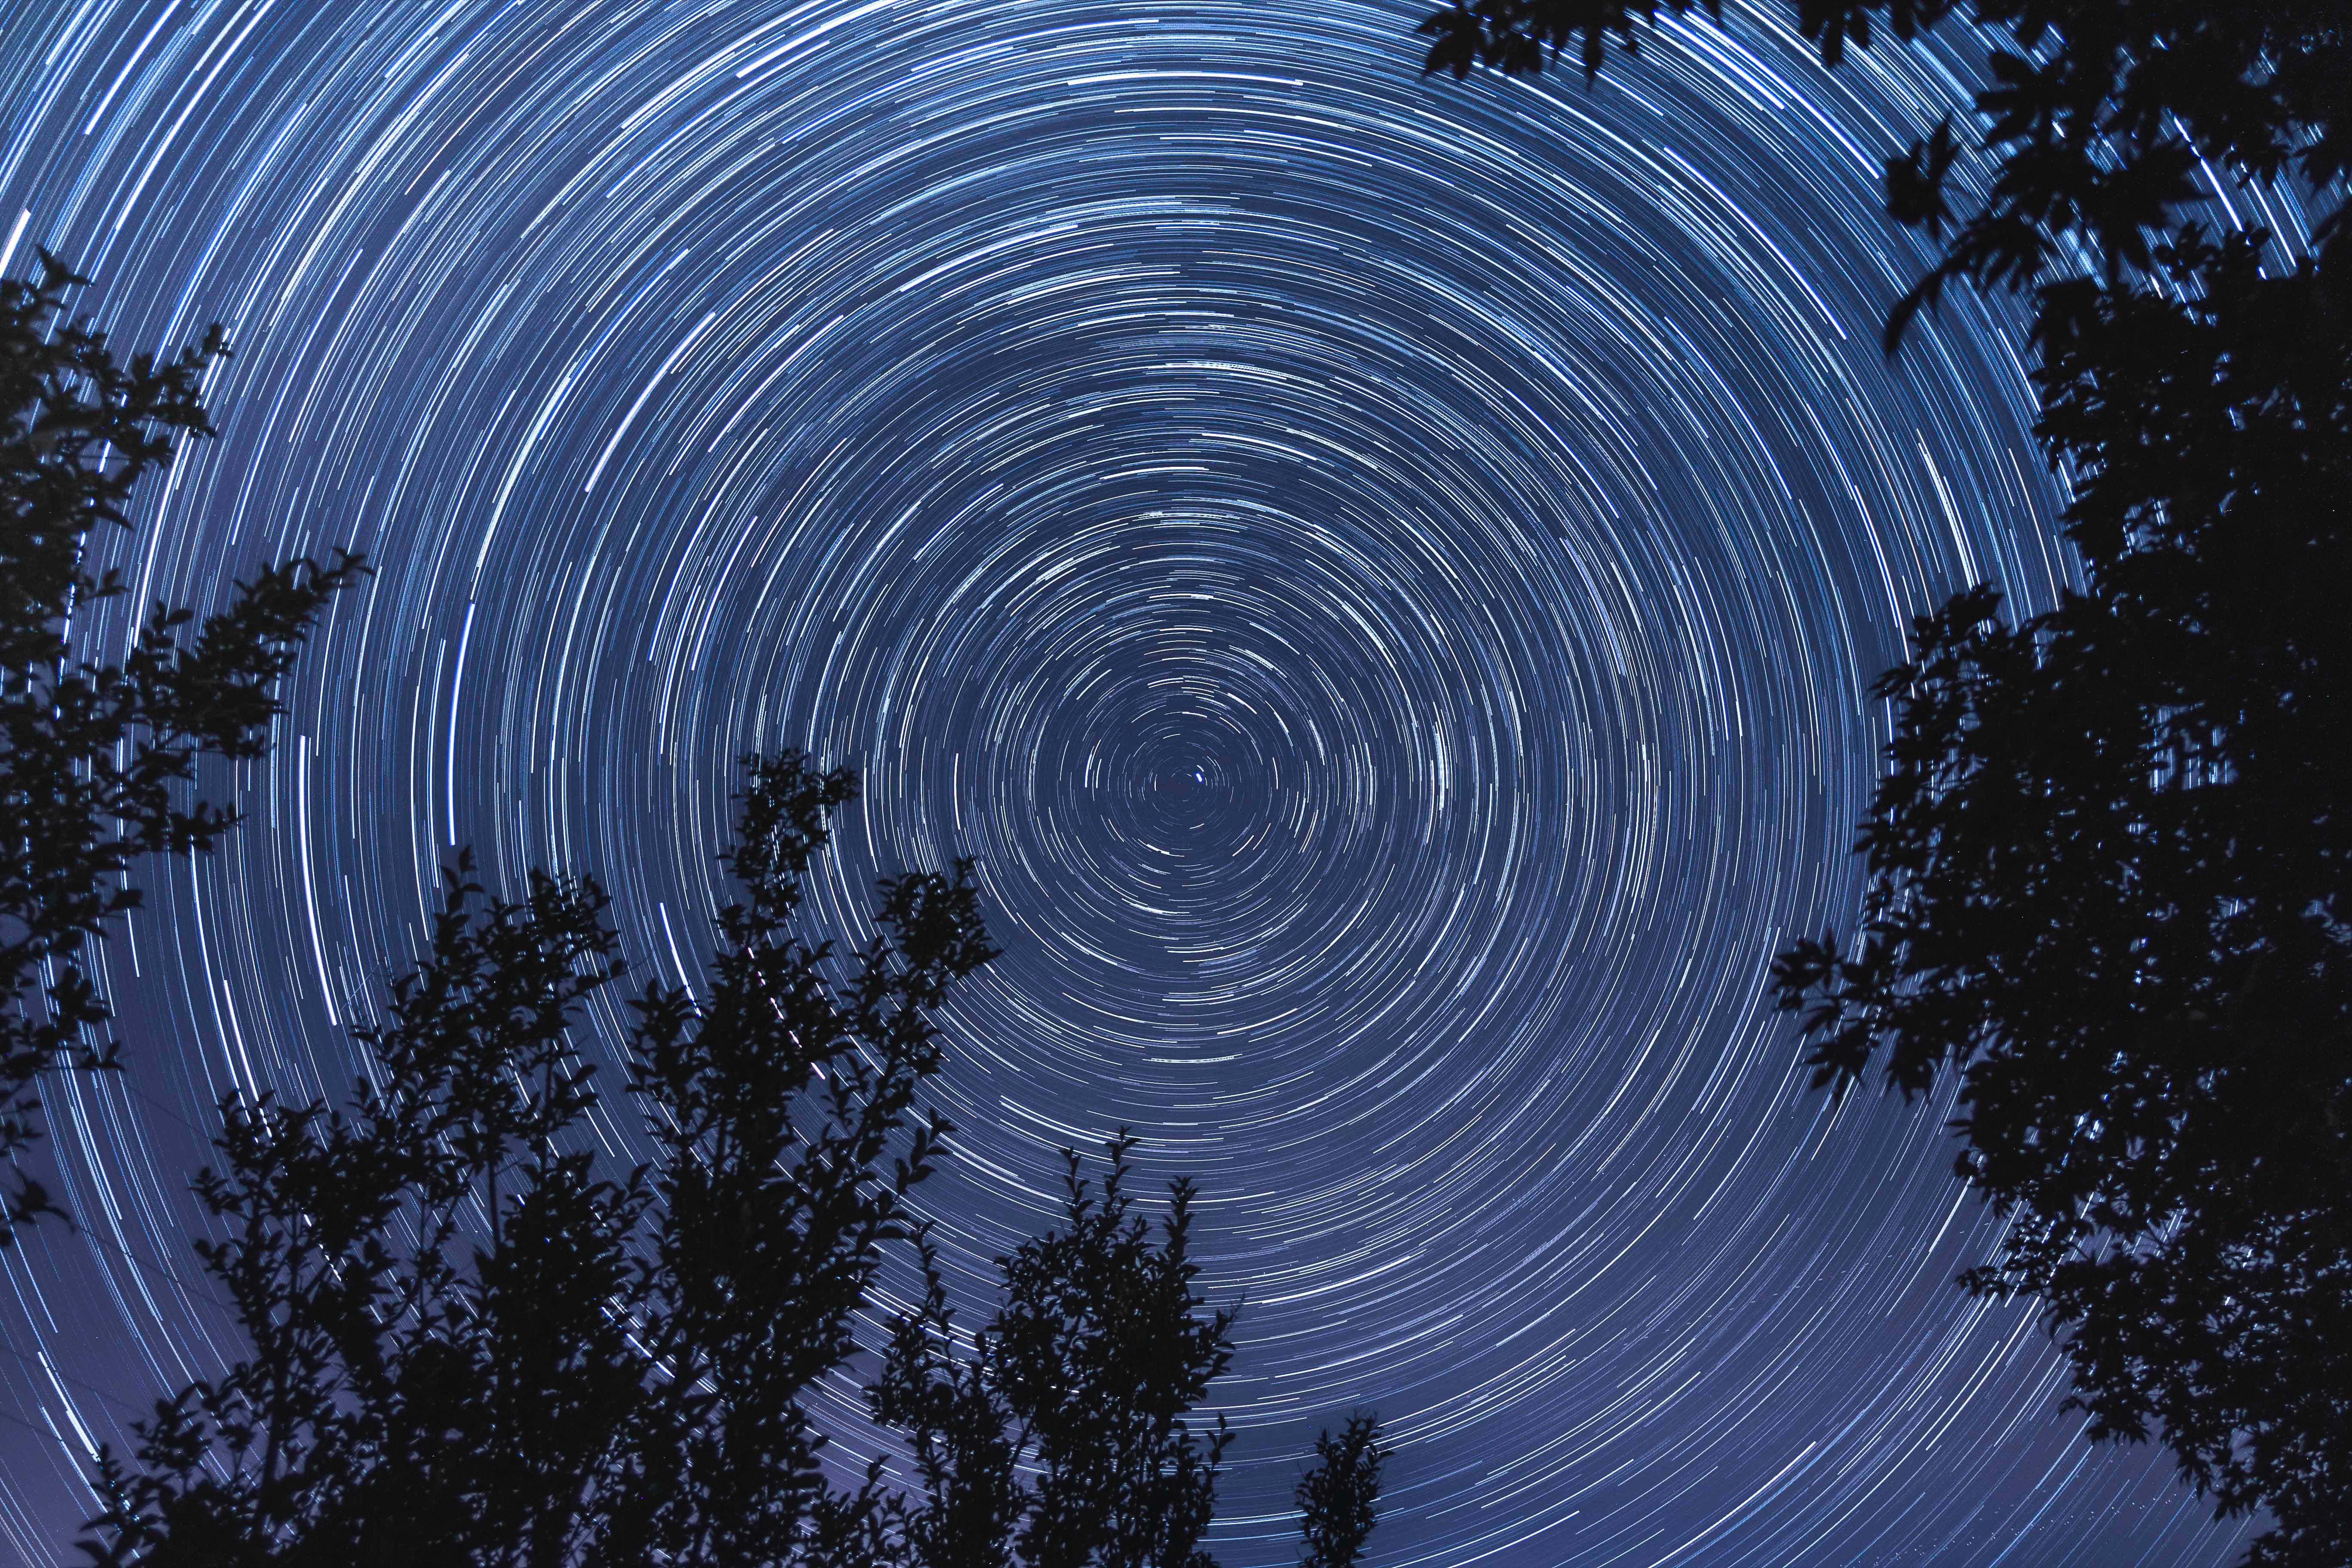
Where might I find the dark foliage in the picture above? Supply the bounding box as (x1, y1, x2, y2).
(1414, 0, 2349, 1560)
(76, 754, 1380, 1568)
(1295, 1416, 1385, 1568)
(873, 1136, 1238, 1568)
(1416, 0, 2346, 347)
(77, 753, 998, 1566)
(1773, 227, 2352, 1565)
(0, 254, 361, 1240)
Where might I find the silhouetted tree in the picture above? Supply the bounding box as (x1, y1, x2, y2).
(1295, 1416, 1385, 1568)
(1771, 242, 2351, 1560)
(0, 253, 361, 1239)
(1415, 1, 2349, 1560)
(77, 756, 1385, 1568)
(77, 753, 995, 1566)
(872, 1136, 1237, 1568)
(872, 1149, 1395, 1568)
(1418, 0, 2345, 346)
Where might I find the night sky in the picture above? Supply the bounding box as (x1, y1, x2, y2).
(0, 0, 2268, 1563)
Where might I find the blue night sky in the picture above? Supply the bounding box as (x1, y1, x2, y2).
(0, 0, 2260, 1562)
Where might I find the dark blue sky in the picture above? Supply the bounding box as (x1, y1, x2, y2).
(0, 0, 2256, 1562)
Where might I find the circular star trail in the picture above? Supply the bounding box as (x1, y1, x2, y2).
(0, 0, 2254, 1564)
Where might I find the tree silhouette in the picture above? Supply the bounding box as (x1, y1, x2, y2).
(1770, 235, 2351, 1562)
(1295, 1416, 1385, 1568)
(1, 254, 361, 1240)
(77, 752, 994, 1565)
(1416, 0, 2345, 347)
(874, 1161, 1393, 1568)
(872, 1137, 1236, 1568)
(1415, 0, 2349, 1559)
(77, 756, 1388, 1568)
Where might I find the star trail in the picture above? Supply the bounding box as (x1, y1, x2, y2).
(0, 0, 2258, 1563)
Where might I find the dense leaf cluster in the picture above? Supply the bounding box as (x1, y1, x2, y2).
(1415, 0, 2348, 1558)
(77, 754, 1001, 1565)
(77, 755, 1384, 1568)
(1292, 1416, 1386, 1568)
(1418, 0, 2346, 345)
(875, 1139, 1238, 1568)
(1, 253, 360, 1237)
(1773, 230, 2351, 1565)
